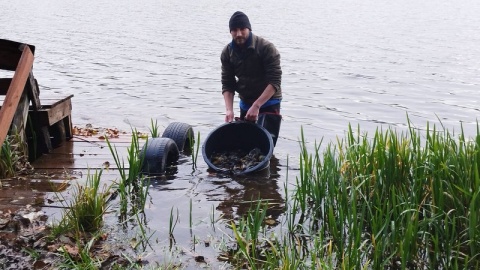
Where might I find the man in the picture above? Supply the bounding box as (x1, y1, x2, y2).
(221, 11, 282, 125)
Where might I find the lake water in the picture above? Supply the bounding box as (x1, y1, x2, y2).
(2, 0, 480, 268)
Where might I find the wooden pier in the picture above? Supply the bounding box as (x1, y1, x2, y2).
(0, 38, 74, 161)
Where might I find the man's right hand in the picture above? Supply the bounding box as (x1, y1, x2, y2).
(225, 110, 234, 122)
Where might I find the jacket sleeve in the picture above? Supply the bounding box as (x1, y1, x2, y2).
(262, 43, 282, 92)
(221, 45, 236, 93)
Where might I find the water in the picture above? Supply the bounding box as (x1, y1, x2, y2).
(2, 0, 480, 267)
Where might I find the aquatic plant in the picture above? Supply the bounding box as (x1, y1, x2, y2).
(0, 135, 14, 179)
(106, 128, 147, 218)
(52, 169, 111, 235)
(190, 131, 200, 171)
(285, 120, 480, 269)
(0, 131, 32, 178)
(149, 118, 160, 138)
(222, 120, 480, 269)
(57, 236, 102, 270)
(226, 200, 271, 269)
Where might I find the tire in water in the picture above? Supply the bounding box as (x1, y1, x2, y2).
(162, 122, 194, 154)
(141, 137, 179, 175)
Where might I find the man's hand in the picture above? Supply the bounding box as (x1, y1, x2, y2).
(223, 91, 235, 122)
(245, 104, 260, 121)
(225, 109, 234, 122)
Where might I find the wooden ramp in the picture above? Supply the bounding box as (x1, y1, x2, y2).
(32, 133, 134, 174)
(1, 132, 135, 213)
(0, 38, 74, 161)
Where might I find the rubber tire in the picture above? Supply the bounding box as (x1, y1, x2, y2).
(141, 137, 179, 175)
(162, 122, 194, 154)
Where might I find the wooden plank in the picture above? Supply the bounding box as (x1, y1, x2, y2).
(0, 45, 34, 147)
(33, 153, 126, 169)
(47, 98, 72, 125)
(26, 71, 41, 110)
(63, 115, 73, 140)
(29, 97, 72, 127)
(10, 90, 29, 143)
(0, 94, 74, 109)
(42, 94, 73, 108)
(52, 140, 131, 152)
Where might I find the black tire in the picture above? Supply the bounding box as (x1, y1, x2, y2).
(162, 122, 194, 154)
(141, 138, 179, 175)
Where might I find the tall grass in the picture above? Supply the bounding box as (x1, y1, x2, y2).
(106, 128, 154, 250)
(0, 135, 15, 178)
(106, 128, 148, 219)
(190, 131, 201, 171)
(52, 169, 111, 236)
(149, 118, 160, 138)
(226, 120, 480, 269)
(0, 131, 31, 178)
(289, 120, 480, 269)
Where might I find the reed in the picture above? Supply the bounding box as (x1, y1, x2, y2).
(189, 198, 193, 231)
(106, 128, 148, 218)
(228, 200, 271, 269)
(58, 236, 101, 270)
(0, 131, 30, 178)
(225, 119, 480, 269)
(149, 118, 160, 138)
(0, 135, 14, 178)
(52, 169, 111, 236)
(190, 131, 201, 171)
(286, 120, 480, 268)
(169, 206, 179, 238)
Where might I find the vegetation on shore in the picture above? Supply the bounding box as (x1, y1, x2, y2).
(0, 132, 33, 179)
(2, 119, 480, 269)
(227, 121, 480, 269)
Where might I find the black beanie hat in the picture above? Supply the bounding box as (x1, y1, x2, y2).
(229, 11, 252, 31)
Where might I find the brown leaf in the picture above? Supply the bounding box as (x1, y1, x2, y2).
(58, 244, 79, 256)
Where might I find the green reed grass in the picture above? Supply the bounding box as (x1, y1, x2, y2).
(225, 119, 480, 269)
(106, 128, 148, 218)
(58, 236, 101, 270)
(169, 207, 179, 238)
(228, 200, 270, 269)
(0, 135, 14, 178)
(190, 131, 201, 171)
(149, 118, 160, 138)
(287, 120, 480, 269)
(0, 131, 30, 179)
(52, 169, 111, 236)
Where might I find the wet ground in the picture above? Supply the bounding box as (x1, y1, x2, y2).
(0, 125, 287, 269)
(0, 127, 135, 269)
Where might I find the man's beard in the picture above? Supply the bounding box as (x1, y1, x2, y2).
(234, 37, 246, 46)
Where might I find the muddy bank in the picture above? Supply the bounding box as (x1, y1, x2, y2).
(0, 204, 133, 269)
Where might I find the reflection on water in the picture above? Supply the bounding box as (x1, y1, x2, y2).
(212, 156, 284, 222)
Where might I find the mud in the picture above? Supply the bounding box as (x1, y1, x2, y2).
(0, 205, 132, 269)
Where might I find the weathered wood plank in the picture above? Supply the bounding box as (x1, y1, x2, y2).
(0, 94, 74, 110)
(29, 97, 73, 127)
(47, 98, 72, 126)
(0, 45, 34, 147)
(27, 72, 41, 110)
(0, 73, 40, 110)
(33, 153, 126, 169)
(10, 90, 30, 144)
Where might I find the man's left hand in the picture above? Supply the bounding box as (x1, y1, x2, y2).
(245, 105, 260, 121)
